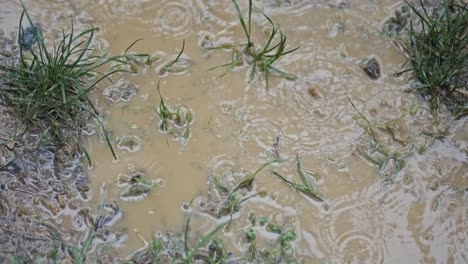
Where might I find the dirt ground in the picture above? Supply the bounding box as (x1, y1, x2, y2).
(0, 101, 94, 262)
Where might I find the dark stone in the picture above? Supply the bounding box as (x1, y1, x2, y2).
(337, 1, 350, 8)
(362, 58, 381, 79)
(19, 23, 40, 51)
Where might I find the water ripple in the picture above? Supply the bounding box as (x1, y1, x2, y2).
(206, 154, 244, 184)
(154, 0, 194, 39)
(84, 0, 232, 40)
(316, 184, 389, 263)
(402, 141, 468, 262)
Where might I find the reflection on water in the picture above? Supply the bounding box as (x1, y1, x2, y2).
(1, 0, 467, 262)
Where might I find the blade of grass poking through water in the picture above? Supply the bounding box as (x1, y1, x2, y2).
(272, 155, 326, 202)
(155, 81, 194, 143)
(208, 0, 299, 87)
(183, 217, 190, 259)
(165, 40, 185, 69)
(81, 103, 117, 163)
(232, 159, 282, 192)
(76, 187, 108, 264)
(348, 98, 389, 169)
(232, 0, 252, 48)
(163, 40, 191, 74)
(208, 51, 241, 79)
(182, 217, 225, 263)
(217, 159, 283, 225)
(272, 171, 325, 202)
(78, 141, 92, 166)
(349, 98, 412, 178)
(0, 5, 151, 164)
(183, 107, 193, 142)
(155, 81, 172, 134)
(348, 97, 378, 139)
(295, 154, 312, 191)
(39, 187, 108, 264)
(253, 14, 300, 88)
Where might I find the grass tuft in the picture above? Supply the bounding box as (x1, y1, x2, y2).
(349, 98, 413, 180)
(0, 5, 148, 165)
(129, 217, 228, 263)
(208, 0, 299, 88)
(398, 0, 467, 116)
(210, 159, 282, 226)
(155, 81, 194, 143)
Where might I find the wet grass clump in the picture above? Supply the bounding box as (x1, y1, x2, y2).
(210, 160, 281, 225)
(349, 98, 414, 180)
(209, 0, 299, 88)
(0, 7, 144, 163)
(130, 218, 228, 263)
(400, 0, 467, 116)
(243, 213, 298, 263)
(130, 215, 299, 263)
(40, 190, 123, 264)
(156, 82, 193, 143)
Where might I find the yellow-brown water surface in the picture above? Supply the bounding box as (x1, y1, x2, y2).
(1, 0, 467, 262)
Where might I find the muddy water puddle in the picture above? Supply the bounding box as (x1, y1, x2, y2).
(1, 0, 467, 262)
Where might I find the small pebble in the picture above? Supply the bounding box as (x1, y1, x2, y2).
(361, 57, 381, 79)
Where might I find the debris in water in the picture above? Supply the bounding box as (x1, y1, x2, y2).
(308, 86, 322, 99)
(117, 167, 163, 201)
(360, 57, 381, 79)
(19, 23, 40, 50)
(117, 135, 142, 152)
(120, 184, 152, 201)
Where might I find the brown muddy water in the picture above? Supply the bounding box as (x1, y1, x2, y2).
(1, 0, 467, 263)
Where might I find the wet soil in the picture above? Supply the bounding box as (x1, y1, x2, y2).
(0, 103, 82, 262)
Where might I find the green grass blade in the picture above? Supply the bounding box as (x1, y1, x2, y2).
(185, 222, 225, 263)
(295, 154, 312, 190)
(272, 171, 325, 202)
(165, 40, 185, 69)
(232, 159, 282, 192)
(78, 141, 92, 167)
(183, 217, 191, 258)
(232, 0, 251, 43)
(81, 104, 117, 160)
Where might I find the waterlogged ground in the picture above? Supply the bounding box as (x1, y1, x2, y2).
(1, 0, 467, 263)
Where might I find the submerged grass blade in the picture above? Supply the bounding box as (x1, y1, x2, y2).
(348, 97, 377, 138)
(232, 159, 282, 192)
(154, 81, 194, 143)
(272, 171, 326, 202)
(82, 104, 117, 160)
(295, 154, 312, 190)
(182, 216, 225, 263)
